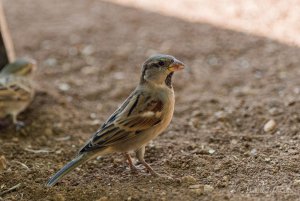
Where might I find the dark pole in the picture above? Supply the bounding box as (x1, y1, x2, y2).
(0, 0, 15, 70)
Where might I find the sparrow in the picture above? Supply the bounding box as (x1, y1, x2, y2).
(46, 54, 185, 187)
(0, 58, 36, 128)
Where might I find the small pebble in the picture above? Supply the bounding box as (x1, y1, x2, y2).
(207, 55, 219, 66)
(189, 184, 202, 189)
(188, 117, 200, 129)
(90, 119, 101, 125)
(238, 59, 250, 69)
(191, 188, 204, 195)
(90, 113, 97, 119)
(293, 87, 300, 94)
(96, 197, 108, 201)
(214, 111, 226, 119)
(45, 128, 53, 136)
(58, 83, 71, 92)
(12, 137, 19, 142)
(53, 193, 65, 201)
(55, 150, 62, 154)
(263, 119, 276, 132)
(182, 175, 197, 184)
(113, 72, 125, 80)
(189, 184, 214, 195)
(81, 45, 95, 56)
(81, 66, 98, 75)
(293, 180, 300, 186)
(250, 148, 257, 156)
(44, 58, 57, 67)
(204, 185, 214, 192)
(208, 149, 215, 154)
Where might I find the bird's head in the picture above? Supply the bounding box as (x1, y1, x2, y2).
(140, 54, 185, 88)
(1, 58, 37, 76)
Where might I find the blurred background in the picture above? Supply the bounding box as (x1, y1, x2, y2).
(1, 0, 300, 200)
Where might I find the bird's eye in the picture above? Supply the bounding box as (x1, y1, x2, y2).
(158, 61, 165, 66)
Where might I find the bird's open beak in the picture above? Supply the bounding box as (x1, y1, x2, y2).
(168, 59, 185, 72)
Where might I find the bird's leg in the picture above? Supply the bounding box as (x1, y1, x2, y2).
(12, 113, 24, 130)
(135, 146, 159, 177)
(123, 153, 138, 173)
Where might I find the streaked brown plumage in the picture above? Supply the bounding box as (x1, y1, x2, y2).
(46, 54, 185, 187)
(0, 58, 36, 127)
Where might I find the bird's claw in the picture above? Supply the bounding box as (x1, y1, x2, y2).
(129, 165, 139, 174)
(149, 170, 160, 177)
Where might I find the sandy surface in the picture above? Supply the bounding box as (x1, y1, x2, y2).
(0, 0, 300, 200)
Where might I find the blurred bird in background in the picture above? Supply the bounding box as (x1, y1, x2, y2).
(0, 58, 36, 129)
(47, 54, 185, 187)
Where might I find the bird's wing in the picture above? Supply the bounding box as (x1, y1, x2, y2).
(79, 90, 164, 153)
(0, 77, 32, 101)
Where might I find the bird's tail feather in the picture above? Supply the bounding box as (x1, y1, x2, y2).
(46, 153, 91, 187)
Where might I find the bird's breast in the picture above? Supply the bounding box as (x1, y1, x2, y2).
(154, 89, 175, 135)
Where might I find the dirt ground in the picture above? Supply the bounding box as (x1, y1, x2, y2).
(1, 0, 300, 200)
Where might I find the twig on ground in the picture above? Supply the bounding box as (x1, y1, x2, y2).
(24, 148, 53, 154)
(12, 161, 30, 170)
(55, 136, 71, 141)
(0, 183, 21, 196)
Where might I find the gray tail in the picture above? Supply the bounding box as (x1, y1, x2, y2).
(46, 154, 90, 187)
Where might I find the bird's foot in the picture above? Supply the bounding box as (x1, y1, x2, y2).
(148, 169, 160, 177)
(129, 164, 139, 174)
(124, 153, 140, 174)
(140, 161, 161, 177)
(140, 161, 174, 180)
